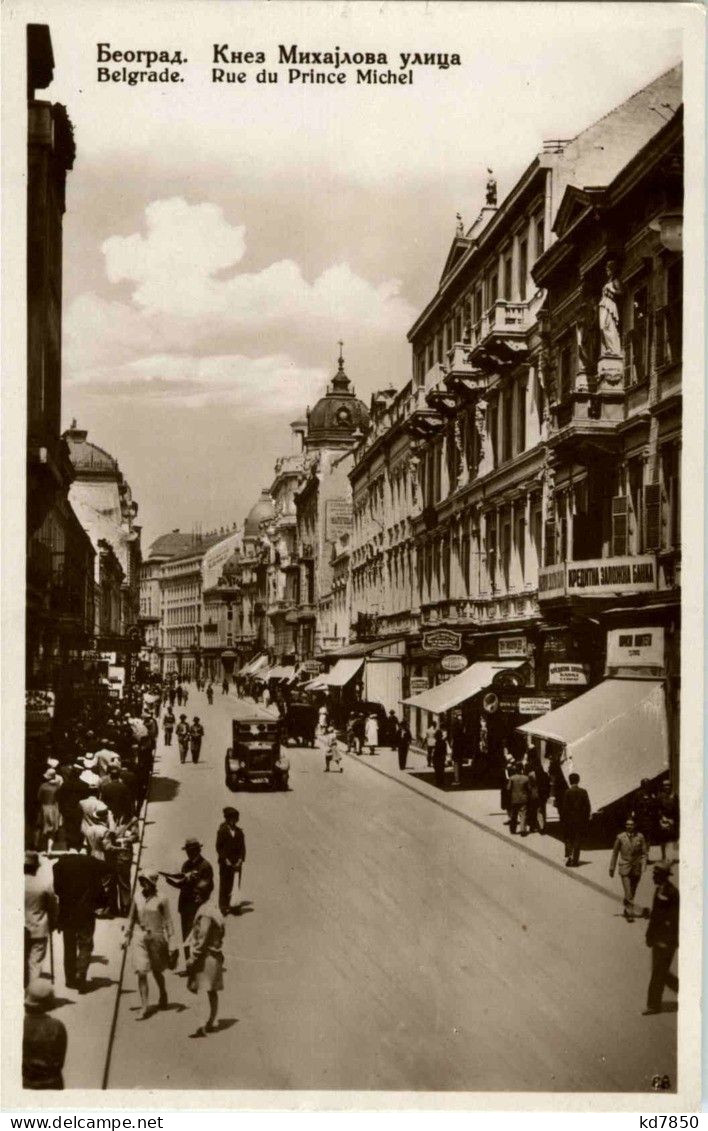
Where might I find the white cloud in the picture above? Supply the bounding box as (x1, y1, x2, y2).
(65, 198, 415, 408)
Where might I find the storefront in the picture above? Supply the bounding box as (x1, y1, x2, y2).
(517, 621, 673, 811)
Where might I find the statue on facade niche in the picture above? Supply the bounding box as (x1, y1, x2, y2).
(462, 298, 473, 344)
(454, 417, 468, 487)
(474, 399, 491, 472)
(599, 259, 622, 357)
(408, 452, 421, 505)
(456, 212, 464, 237)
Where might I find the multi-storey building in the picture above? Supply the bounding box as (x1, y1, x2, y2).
(264, 451, 308, 662)
(64, 424, 142, 661)
(201, 529, 243, 682)
(527, 105, 682, 793)
(26, 25, 96, 722)
(291, 353, 368, 661)
(349, 64, 682, 797)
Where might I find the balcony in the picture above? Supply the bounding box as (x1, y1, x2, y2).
(444, 343, 489, 400)
(405, 381, 444, 440)
(468, 301, 532, 372)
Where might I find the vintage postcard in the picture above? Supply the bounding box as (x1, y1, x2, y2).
(1, 0, 704, 1114)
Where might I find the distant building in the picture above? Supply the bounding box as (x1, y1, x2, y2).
(201, 529, 243, 682)
(64, 424, 142, 661)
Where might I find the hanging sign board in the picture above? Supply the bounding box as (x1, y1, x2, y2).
(498, 636, 527, 659)
(301, 660, 323, 675)
(422, 629, 462, 652)
(409, 677, 430, 695)
(606, 627, 665, 670)
(441, 653, 468, 673)
(518, 697, 552, 715)
(548, 662, 590, 686)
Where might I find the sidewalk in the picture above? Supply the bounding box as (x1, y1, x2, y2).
(343, 742, 679, 911)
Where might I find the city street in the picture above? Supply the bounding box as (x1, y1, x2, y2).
(103, 688, 676, 1093)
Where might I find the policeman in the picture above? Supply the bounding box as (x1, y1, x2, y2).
(190, 717, 205, 764)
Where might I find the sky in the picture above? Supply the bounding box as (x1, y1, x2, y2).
(13, 1, 683, 547)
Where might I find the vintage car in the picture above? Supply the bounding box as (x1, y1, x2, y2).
(283, 700, 318, 746)
(225, 716, 282, 790)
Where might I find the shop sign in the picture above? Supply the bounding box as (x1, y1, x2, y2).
(548, 662, 589, 687)
(498, 636, 527, 659)
(518, 696, 552, 715)
(422, 629, 462, 652)
(25, 689, 55, 723)
(409, 676, 430, 695)
(606, 627, 665, 670)
(97, 651, 116, 664)
(539, 556, 657, 600)
(441, 653, 468, 673)
(543, 633, 570, 657)
(325, 499, 354, 541)
(301, 660, 323, 675)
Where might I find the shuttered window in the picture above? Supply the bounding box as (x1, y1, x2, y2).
(612, 496, 629, 557)
(644, 483, 662, 551)
(544, 518, 556, 567)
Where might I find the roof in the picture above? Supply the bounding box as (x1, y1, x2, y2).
(306, 355, 369, 446)
(147, 530, 228, 561)
(244, 490, 275, 537)
(64, 427, 119, 477)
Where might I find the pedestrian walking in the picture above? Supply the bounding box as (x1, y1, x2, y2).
(186, 894, 226, 1038)
(168, 686, 176, 708)
(52, 839, 105, 992)
(123, 872, 176, 1020)
(35, 768, 63, 852)
(508, 762, 530, 835)
(162, 837, 214, 955)
(352, 712, 365, 754)
(222, 677, 229, 695)
(322, 725, 342, 772)
(609, 816, 648, 921)
(365, 712, 379, 755)
(176, 685, 184, 707)
(216, 807, 246, 916)
(176, 715, 190, 764)
(163, 707, 176, 746)
(425, 722, 437, 767)
(100, 763, 132, 825)
(318, 701, 329, 731)
(189, 717, 205, 763)
(559, 772, 591, 867)
(396, 718, 412, 770)
(655, 781, 679, 862)
(632, 779, 658, 854)
(432, 727, 448, 788)
(22, 981, 67, 1090)
(183, 686, 189, 706)
(643, 862, 679, 1015)
(206, 683, 214, 705)
(25, 852, 57, 985)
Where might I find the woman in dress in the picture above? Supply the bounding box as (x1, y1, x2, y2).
(35, 768, 63, 852)
(124, 872, 175, 1020)
(186, 895, 226, 1038)
(365, 713, 379, 755)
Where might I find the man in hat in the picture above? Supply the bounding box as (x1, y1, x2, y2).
(24, 852, 57, 985)
(53, 837, 105, 992)
(176, 715, 190, 764)
(215, 809, 246, 916)
(559, 772, 592, 867)
(609, 815, 648, 921)
(644, 862, 679, 1015)
(189, 717, 205, 764)
(22, 980, 67, 1090)
(100, 762, 131, 825)
(162, 838, 214, 952)
(163, 706, 176, 746)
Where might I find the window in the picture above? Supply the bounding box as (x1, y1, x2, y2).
(488, 398, 498, 468)
(516, 380, 526, 454)
(486, 513, 497, 590)
(502, 389, 514, 463)
(535, 217, 545, 259)
(656, 259, 682, 368)
(427, 344, 434, 371)
(436, 334, 443, 364)
(515, 508, 526, 581)
(503, 253, 513, 301)
(628, 460, 644, 552)
(500, 517, 512, 587)
(454, 310, 462, 343)
(661, 444, 681, 548)
(474, 287, 483, 325)
(624, 285, 649, 386)
(487, 272, 498, 309)
(518, 239, 528, 302)
(558, 337, 575, 400)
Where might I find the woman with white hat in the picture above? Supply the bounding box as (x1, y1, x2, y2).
(123, 872, 176, 1021)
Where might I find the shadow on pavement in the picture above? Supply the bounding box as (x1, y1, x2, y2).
(149, 775, 181, 803)
(83, 975, 115, 993)
(212, 1018, 237, 1033)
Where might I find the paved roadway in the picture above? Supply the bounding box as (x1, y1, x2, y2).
(107, 688, 676, 1093)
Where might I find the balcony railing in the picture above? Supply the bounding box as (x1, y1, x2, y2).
(655, 302, 682, 369)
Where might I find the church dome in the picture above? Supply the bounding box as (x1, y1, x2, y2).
(306, 351, 369, 447)
(244, 490, 275, 537)
(64, 422, 118, 477)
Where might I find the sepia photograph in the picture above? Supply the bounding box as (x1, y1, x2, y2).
(1, 0, 703, 1112)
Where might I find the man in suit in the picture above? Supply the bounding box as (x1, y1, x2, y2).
(216, 808, 246, 916)
(508, 761, 530, 836)
(163, 837, 214, 950)
(560, 771, 591, 867)
(609, 815, 648, 921)
(644, 862, 679, 1015)
(52, 839, 105, 992)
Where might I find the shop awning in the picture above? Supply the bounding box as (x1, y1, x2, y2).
(268, 665, 296, 681)
(240, 653, 268, 676)
(304, 676, 328, 692)
(324, 658, 364, 686)
(401, 661, 523, 714)
(517, 679, 669, 810)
